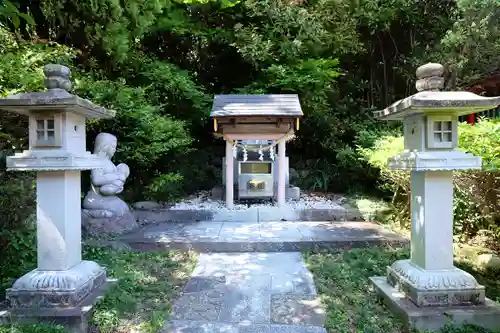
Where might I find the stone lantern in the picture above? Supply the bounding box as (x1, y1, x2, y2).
(0, 64, 115, 329)
(370, 63, 500, 330)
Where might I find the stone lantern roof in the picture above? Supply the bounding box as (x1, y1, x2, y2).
(0, 64, 115, 119)
(375, 63, 500, 120)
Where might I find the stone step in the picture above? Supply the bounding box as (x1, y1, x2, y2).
(134, 207, 364, 223)
(121, 221, 407, 253)
(162, 320, 328, 333)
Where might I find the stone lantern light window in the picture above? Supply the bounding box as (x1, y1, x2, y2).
(30, 112, 62, 147)
(426, 115, 456, 149)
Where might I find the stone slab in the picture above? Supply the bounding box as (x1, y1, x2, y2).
(218, 290, 271, 324)
(214, 208, 259, 222)
(162, 320, 239, 333)
(0, 279, 115, 333)
(225, 274, 273, 293)
(142, 222, 223, 242)
(164, 252, 326, 332)
(192, 253, 301, 292)
(270, 295, 326, 327)
(239, 323, 327, 333)
(170, 290, 225, 321)
(133, 208, 363, 223)
(218, 222, 261, 240)
(370, 276, 500, 331)
(126, 239, 407, 253)
(271, 272, 317, 295)
(162, 321, 327, 333)
(121, 221, 408, 253)
(260, 222, 305, 239)
(135, 209, 215, 223)
(183, 276, 226, 293)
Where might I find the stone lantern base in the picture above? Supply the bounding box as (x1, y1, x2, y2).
(1, 261, 113, 333)
(386, 259, 485, 307)
(371, 261, 500, 331)
(6, 261, 106, 310)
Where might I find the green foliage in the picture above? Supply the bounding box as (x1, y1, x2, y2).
(0, 201, 37, 294)
(0, 0, 35, 31)
(305, 247, 409, 332)
(135, 59, 211, 128)
(0, 324, 67, 333)
(75, 76, 192, 167)
(41, 0, 172, 64)
(1, 2, 500, 330)
(250, 59, 341, 93)
(13, 0, 460, 197)
(305, 247, 500, 332)
(358, 118, 500, 242)
(458, 117, 500, 170)
(83, 246, 196, 332)
(74, 73, 194, 201)
(145, 172, 184, 203)
(0, 37, 77, 96)
(439, 0, 500, 85)
(0, 247, 196, 332)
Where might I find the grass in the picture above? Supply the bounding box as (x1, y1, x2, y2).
(0, 245, 197, 333)
(304, 246, 500, 333)
(304, 246, 409, 333)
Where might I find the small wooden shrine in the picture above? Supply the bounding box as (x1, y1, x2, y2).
(210, 94, 303, 208)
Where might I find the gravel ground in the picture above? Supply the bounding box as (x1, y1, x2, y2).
(168, 191, 347, 211)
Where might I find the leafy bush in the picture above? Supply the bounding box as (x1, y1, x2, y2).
(145, 172, 184, 203)
(358, 118, 500, 243)
(74, 74, 193, 201)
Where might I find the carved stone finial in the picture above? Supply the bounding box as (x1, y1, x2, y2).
(43, 64, 72, 91)
(415, 63, 444, 92)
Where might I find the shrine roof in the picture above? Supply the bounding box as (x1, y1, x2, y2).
(211, 94, 303, 118)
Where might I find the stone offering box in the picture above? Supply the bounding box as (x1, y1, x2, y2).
(0, 64, 115, 332)
(370, 63, 500, 331)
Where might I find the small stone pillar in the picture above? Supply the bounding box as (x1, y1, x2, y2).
(370, 63, 500, 331)
(0, 64, 115, 329)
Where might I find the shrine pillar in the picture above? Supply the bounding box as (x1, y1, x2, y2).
(225, 139, 234, 209)
(277, 140, 286, 206)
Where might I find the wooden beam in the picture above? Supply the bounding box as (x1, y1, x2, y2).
(224, 133, 290, 140)
(221, 123, 291, 135)
(215, 116, 298, 125)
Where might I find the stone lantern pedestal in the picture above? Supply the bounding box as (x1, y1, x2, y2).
(0, 64, 115, 331)
(370, 63, 500, 331)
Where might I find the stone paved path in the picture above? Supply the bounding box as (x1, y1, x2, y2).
(122, 220, 407, 252)
(162, 252, 327, 333)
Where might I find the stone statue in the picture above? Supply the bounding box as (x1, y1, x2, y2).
(82, 133, 138, 236)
